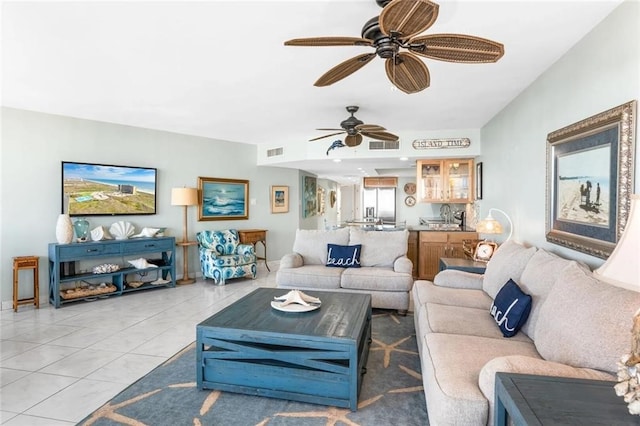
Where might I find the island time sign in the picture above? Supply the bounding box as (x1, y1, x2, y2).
(412, 138, 471, 149)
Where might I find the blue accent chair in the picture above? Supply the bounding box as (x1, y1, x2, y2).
(196, 229, 257, 285)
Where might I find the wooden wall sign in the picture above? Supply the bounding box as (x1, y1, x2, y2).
(412, 138, 470, 149)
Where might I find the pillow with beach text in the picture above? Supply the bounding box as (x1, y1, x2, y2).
(490, 279, 532, 337)
(326, 244, 361, 268)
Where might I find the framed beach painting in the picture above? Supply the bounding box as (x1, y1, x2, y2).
(198, 177, 249, 221)
(270, 185, 289, 213)
(545, 100, 636, 258)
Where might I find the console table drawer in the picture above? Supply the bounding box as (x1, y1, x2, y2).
(58, 243, 121, 260)
(122, 239, 174, 253)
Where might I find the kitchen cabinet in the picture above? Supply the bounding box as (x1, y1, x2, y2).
(407, 231, 419, 278)
(363, 177, 398, 188)
(418, 231, 478, 280)
(416, 159, 474, 203)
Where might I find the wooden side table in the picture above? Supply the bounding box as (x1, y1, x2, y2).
(237, 229, 269, 271)
(494, 373, 636, 425)
(439, 257, 487, 274)
(13, 256, 40, 312)
(176, 241, 197, 285)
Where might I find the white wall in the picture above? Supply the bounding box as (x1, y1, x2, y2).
(0, 108, 301, 307)
(479, 0, 640, 269)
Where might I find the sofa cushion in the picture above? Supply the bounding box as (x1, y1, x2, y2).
(341, 267, 413, 292)
(478, 355, 615, 426)
(326, 244, 361, 268)
(420, 303, 532, 343)
(413, 280, 492, 311)
(420, 333, 540, 426)
(518, 249, 577, 339)
(534, 262, 640, 373)
(490, 279, 532, 338)
(482, 240, 537, 299)
(292, 228, 349, 265)
(275, 265, 342, 289)
(348, 228, 408, 267)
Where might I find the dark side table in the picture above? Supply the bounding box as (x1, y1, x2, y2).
(495, 373, 639, 425)
(439, 257, 487, 274)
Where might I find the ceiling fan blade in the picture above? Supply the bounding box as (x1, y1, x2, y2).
(285, 36, 373, 47)
(316, 128, 344, 131)
(361, 131, 399, 142)
(385, 52, 430, 94)
(356, 124, 386, 132)
(344, 134, 363, 147)
(309, 131, 345, 142)
(409, 34, 505, 63)
(379, 0, 439, 40)
(315, 53, 377, 87)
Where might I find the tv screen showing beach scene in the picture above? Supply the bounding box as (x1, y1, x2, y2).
(62, 161, 157, 216)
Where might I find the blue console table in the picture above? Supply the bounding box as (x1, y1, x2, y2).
(48, 237, 175, 308)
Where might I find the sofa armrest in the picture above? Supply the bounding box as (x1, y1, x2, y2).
(279, 253, 303, 269)
(393, 256, 413, 274)
(433, 269, 484, 289)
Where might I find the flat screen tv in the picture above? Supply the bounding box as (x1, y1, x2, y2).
(62, 161, 157, 216)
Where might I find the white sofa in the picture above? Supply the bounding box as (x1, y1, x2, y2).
(276, 227, 413, 312)
(413, 240, 640, 425)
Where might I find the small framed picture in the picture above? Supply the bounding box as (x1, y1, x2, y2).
(475, 162, 483, 200)
(270, 185, 289, 213)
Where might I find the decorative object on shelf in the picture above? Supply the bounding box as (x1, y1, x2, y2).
(155, 227, 167, 236)
(132, 227, 160, 238)
(476, 208, 513, 242)
(127, 258, 157, 269)
(473, 241, 498, 262)
(475, 162, 483, 200)
(90, 226, 112, 241)
(404, 195, 416, 207)
(73, 217, 90, 242)
(172, 187, 198, 285)
(270, 185, 289, 213)
(197, 177, 249, 221)
(60, 283, 117, 300)
(55, 213, 74, 244)
(109, 221, 135, 240)
(92, 263, 120, 274)
(404, 182, 416, 195)
(546, 100, 636, 259)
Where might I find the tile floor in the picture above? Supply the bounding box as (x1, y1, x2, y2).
(0, 267, 277, 425)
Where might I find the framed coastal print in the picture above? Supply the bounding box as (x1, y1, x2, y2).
(475, 162, 483, 200)
(270, 185, 289, 213)
(545, 100, 636, 258)
(197, 177, 249, 221)
(302, 175, 317, 218)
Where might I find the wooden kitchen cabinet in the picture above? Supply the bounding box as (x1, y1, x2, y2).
(363, 177, 398, 188)
(418, 231, 478, 280)
(407, 231, 419, 278)
(416, 159, 474, 203)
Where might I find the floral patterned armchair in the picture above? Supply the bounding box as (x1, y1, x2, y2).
(196, 229, 257, 285)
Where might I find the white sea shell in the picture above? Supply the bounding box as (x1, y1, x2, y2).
(90, 226, 113, 241)
(109, 221, 135, 240)
(127, 258, 157, 269)
(132, 227, 160, 238)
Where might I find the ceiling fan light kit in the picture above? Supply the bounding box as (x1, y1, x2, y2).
(284, 0, 504, 94)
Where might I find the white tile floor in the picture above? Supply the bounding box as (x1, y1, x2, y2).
(0, 267, 277, 425)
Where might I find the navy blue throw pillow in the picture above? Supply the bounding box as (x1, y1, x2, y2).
(490, 279, 532, 338)
(326, 244, 361, 268)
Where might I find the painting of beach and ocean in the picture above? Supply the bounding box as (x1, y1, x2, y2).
(62, 162, 157, 216)
(198, 178, 248, 220)
(556, 145, 610, 227)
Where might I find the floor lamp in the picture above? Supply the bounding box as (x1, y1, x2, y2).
(476, 208, 513, 242)
(171, 187, 198, 285)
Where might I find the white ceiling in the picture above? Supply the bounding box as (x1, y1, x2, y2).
(1, 0, 623, 183)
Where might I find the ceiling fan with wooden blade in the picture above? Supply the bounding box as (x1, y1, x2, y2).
(284, 0, 504, 94)
(311, 106, 399, 147)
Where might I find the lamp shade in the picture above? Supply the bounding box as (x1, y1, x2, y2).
(593, 194, 640, 290)
(171, 187, 198, 206)
(476, 208, 513, 241)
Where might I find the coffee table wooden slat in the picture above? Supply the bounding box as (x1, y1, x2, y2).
(196, 288, 372, 411)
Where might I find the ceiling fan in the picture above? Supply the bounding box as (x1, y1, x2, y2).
(311, 105, 398, 147)
(284, 0, 504, 94)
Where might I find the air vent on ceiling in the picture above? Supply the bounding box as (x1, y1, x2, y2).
(369, 140, 399, 150)
(267, 147, 284, 157)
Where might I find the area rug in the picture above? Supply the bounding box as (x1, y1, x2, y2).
(80, 310, 428, 425)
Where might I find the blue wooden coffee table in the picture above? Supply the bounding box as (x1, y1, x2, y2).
(196, 288, 372, 411)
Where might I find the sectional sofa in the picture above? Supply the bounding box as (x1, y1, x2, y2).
(276, 227, 413, 312)
(413, 240, 640, 425)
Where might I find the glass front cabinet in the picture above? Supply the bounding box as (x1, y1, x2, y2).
(416, 159, 474, 203)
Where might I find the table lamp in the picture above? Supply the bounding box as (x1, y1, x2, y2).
(476, 208, 513, 242)
(171, 187, 198, 285)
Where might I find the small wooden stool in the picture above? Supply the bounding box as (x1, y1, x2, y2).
(13, 256, 40, 312)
